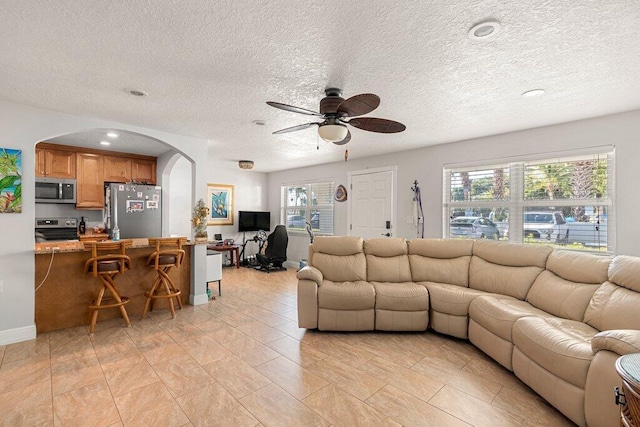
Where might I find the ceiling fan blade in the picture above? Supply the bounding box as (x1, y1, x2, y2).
(348, 117, 406, 133)
(333, 130, 351, 145)
(266, 101, 322, 117)
(337, 93, 380, 117)
(272, 122, 319, 134)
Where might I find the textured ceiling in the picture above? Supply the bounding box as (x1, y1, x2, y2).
(1, 1, 640, 172)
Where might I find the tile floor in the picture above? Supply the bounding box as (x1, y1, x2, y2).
(0, 267, 575, 426)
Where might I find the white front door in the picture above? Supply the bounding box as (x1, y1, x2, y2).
(348, 168, 395, 239)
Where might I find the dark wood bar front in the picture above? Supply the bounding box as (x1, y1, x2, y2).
(35, 242, 191, 333)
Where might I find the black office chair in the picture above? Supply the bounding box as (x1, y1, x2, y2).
(255, 225, 288, 272)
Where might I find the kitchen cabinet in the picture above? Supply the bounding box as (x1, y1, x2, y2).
(35, 147, 76, 178)
(34, 143, 157, 209)
(132, 158, 156, 184)
(104, 156, 132, 183)
(76, 153, 104, 209)
(104, 156, 156, 184)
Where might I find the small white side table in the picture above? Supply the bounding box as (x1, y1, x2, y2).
(206, 251, 222, 298)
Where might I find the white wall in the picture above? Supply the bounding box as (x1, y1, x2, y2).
(0, 99, 209, 345)
(165, 156, 192, 238)
(205, 149, 268, 258)
(268, 109, 640, 262)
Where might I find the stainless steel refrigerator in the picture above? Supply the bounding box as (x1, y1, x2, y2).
(104, 183, 162, 239)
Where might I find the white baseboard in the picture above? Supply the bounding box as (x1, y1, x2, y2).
(284, 260, 298, 270)
(0, 324, 37, 346)
(190, 293, 209, 306)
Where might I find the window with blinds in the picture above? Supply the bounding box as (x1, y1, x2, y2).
(443, 148, 614, 252)
(280, 181, 334, 235)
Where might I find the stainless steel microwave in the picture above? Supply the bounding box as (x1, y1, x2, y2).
(35, 177, 76, 203)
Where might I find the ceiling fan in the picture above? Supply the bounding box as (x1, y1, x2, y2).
(266, 88, 406, 145)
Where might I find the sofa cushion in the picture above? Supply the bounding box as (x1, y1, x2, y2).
(527, 270, 601, 322)
(422, 282, 487, 316)
(317, 280, 375, 310)
(469, 257, 545, 300)
(547, 250, 612, 284)
(311, 236, 366, 282)
(407, 238, 473, 259)
(365, 238, 411, 282)
(472, 240, 552, 268)
(313, 253, 367, 282)
(313, 236, 363, 256)
(409, 255, 471, 287)
(526, 250, 611, 321)
(513, 316, 597, 388)
(583, 281, 640, 331)
(469, 240, 551, 300)
(364, 237, 407, 257)
(372, 282, 428, 311)
(470, 295, 551, 341)
(608, 255, 640, 292)
(408, 239, 472, 286)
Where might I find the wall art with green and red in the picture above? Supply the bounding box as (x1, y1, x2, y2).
(0, 148, 22, 213)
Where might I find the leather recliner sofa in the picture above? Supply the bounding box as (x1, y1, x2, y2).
(296, 236, 640, 427)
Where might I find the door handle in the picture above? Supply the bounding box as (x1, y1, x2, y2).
(381, 233, 391, 237)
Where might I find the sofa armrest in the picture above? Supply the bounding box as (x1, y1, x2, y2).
(297, 266, 323, 285)
(592, 330, 640, 356)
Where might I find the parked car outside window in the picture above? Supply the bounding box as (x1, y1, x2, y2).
(450, 216, 500, 240)
(523, 211, 569, 243)
(286, 215, 306, 228)
(287, 213, 320, 229)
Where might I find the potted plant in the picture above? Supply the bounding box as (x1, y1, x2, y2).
(192, 198, 210, 243)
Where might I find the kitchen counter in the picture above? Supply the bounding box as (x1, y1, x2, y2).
(34, 238, 198, 254)
(35, 239, 193, 333)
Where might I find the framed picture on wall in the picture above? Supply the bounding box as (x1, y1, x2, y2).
(207, 183, 234, 225)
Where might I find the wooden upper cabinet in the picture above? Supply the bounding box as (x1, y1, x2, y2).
(103, 156, 132, 183)
(36, 147, 76, 178)
(132, 158, 156, 184)
(76, 153, 104, 209)
(35, 147, 46, 177)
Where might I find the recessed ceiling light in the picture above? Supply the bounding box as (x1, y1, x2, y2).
(468, 21, 501, 40)
(125, 89, 148, 97)
(252, 120, 266, 126)
(106, 132, 119, 138)
(99, 141, 111, 146)
(522, 89, 546, 98)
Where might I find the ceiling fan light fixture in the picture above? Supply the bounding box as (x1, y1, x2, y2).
(318, 124, 348, 143)
(238, 160, 254, 169)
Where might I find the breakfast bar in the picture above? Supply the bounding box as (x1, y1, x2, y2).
(34, 239, 192, 333)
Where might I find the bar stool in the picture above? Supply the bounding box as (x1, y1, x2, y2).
(83, 240, 133, 334)
(141, 237, 186, 319)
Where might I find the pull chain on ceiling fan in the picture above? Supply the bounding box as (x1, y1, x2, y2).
(267, 88, 406, 145)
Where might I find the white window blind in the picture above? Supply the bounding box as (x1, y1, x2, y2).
(280, 181, 334, 235)
(443, 148, 614, 252)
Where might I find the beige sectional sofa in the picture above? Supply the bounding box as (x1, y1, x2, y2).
(296, 236, 640, 427)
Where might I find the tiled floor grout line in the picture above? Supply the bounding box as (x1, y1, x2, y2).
(0, 267, 575, 426)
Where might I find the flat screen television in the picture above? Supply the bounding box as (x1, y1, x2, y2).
(238, 211, 271, 232)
